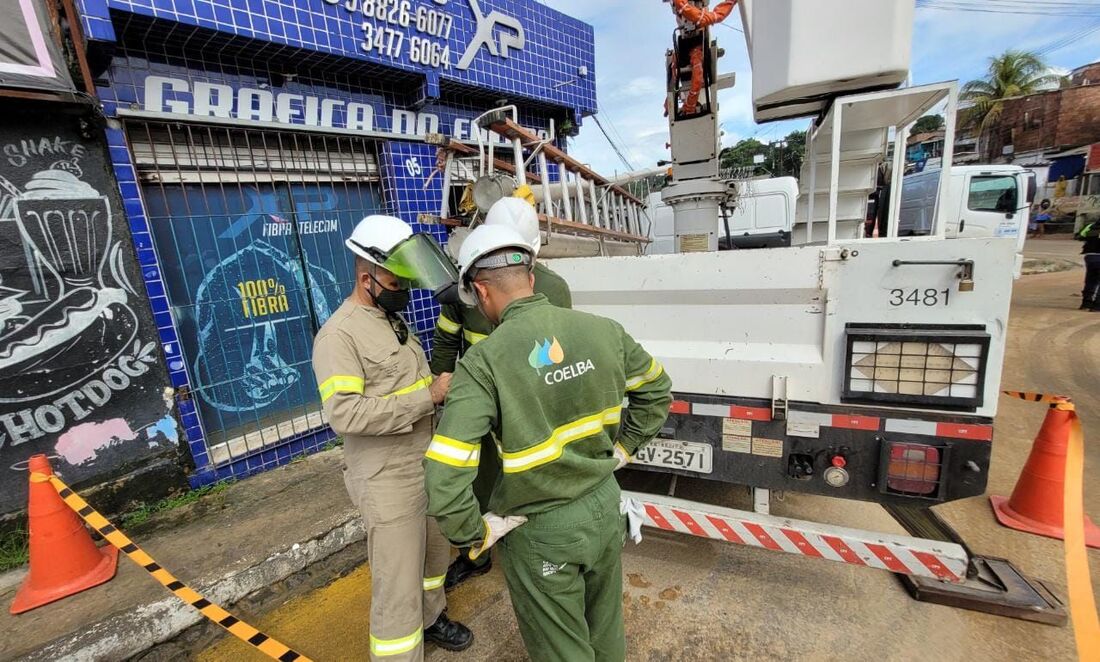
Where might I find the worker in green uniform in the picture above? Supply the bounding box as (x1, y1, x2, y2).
(424, 224, 672, 662)
(430, 196, 573, 590)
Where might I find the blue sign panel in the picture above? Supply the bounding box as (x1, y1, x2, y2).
(141, 182, 374, 446)
(78, 0, 597, 115)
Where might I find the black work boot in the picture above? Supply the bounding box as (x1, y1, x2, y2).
(444, 551, 492, 591)
(424, 612, 474, 652)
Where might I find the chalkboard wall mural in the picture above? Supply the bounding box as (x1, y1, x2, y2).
(0, 114, 176, 513)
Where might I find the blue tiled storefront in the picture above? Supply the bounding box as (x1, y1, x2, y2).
(77, 0, 597, 486)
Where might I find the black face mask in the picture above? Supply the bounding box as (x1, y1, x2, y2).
(375, 286, 410, 315)
(367, 272, 411, 316)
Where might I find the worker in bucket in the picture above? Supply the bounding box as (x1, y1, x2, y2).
(312, 215, 473, 660)
(429, 195, 573, 590)
(423, 224, 672, 662)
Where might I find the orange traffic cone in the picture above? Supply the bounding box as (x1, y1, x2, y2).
(990, 405, 1100, 548)
(10, 455, 118, 614)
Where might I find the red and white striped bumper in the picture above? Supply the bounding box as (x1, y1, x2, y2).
(624, 490, 968, 582)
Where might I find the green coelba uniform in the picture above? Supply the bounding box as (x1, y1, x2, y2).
(424, 294, 672, 662)
(429, 261, 572, 521)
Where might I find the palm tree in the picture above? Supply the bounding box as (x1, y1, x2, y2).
(961, 50, 1064, 135)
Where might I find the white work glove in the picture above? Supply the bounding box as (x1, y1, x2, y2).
(469, 512, 527, 560)
(613, 443, 631, 471)
(620, 496, 645, 544)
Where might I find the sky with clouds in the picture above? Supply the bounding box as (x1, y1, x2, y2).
(539, 1, 1100, 176)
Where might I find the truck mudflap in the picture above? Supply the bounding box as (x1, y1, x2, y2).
(625, 490, 969, 582)
(631, 392, 992, 506)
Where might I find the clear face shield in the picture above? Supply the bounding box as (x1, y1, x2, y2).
(381, 233, 461, 304)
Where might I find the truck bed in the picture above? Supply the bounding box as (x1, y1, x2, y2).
(547, 237, 1015, 420)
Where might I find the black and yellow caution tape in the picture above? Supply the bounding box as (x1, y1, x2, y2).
(31, 472, 313, 662)
(1003, 390, 1074, 404)
(1004, 391, 1100, 659)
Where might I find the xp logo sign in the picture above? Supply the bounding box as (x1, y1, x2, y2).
(457, 0, 526, 70)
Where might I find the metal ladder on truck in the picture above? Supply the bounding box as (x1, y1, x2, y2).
(422, 107, 652, 258)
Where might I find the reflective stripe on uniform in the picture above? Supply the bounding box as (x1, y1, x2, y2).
(383, 376, 434, 399)
(426, 435, 481, 468)
(502, 405, 622, 474)
(464, 329, 488, 344)
(318, 375, 365, 402)
(625, 358, 664, 392)
(370, 629, 423, 657)
(437, 313, 461, 335)
(423, 574, 445, 591)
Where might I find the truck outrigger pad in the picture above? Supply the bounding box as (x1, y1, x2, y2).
(886, 504, 1067, 625)
(898, 556, 1066, 626)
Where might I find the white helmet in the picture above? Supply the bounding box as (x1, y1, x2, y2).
(457, 225, 533, 305)
(445, 227, 471, 262)
(345, 215, 413, 266)
(484, 197, 541, 256)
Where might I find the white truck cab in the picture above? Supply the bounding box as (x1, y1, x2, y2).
(899, 165, 1036, 242)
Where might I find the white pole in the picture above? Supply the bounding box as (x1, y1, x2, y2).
(575, 173, 588, 224)
(888, 125, 908, 239)
(559, 165, 574, 221)
(439, 152, 453, 219)
(807, 119, 817, 244)
(827, 104, 843, 245)
(537, 151, 552, 216)
(513, 136, 526, 186)
(589, 179, 602, 228)
(936, 84, 958, 240)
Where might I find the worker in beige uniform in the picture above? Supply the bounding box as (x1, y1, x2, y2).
(312, 215, 473, 660)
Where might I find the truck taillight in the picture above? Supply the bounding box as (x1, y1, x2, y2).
(843, 325, 990, 410)
(884, 442, 942, 497)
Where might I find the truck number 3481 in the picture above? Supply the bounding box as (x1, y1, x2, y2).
(889, 288, 950, 307)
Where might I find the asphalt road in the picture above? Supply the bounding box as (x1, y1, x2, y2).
(200, 268, 1099, 662)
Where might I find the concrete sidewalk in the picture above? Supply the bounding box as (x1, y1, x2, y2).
(0, 449, 362, 661)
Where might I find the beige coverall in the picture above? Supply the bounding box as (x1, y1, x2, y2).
(312, 298, 450, 661)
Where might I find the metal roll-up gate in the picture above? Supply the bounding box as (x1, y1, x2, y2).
(128, 121, 382, 465)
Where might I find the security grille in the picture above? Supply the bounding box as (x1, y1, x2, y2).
(129, 121, 382, 466)
(842, 324, 990, 410)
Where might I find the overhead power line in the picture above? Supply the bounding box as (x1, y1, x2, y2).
(591, 113, 636, 172)
(1034, 19, 1100, 56)
(917, 0, 1100, 17)
(918, 0, 1100, 8)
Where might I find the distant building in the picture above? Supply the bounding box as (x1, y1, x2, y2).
(906, 130, 946, 166)
(977, 61, 1100, 165)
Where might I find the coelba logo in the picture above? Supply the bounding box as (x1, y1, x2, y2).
(528, 337, 564, 371)
(530, 337, 596, 385)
